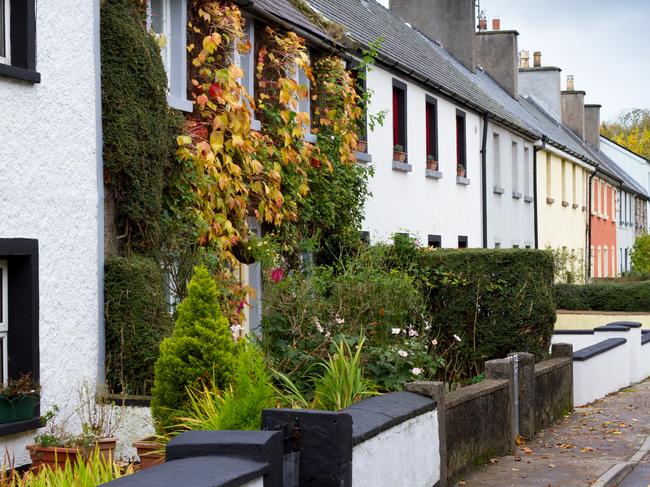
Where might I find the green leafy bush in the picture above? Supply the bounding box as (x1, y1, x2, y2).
(555, 281, 650, 312)
(173, 344, 275, 433)
(632, 234, 650, 273)
(105, 256, 172, 395)
(101, 0, 183, 254)
(151, 266, 238, 432)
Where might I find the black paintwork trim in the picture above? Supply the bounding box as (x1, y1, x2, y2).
(0, 63, 40, 83)
(643, 334, 650, 346)
(0, 417, 41, 438)
(554, 329, 595, 335)
(573, 338, 626, 361)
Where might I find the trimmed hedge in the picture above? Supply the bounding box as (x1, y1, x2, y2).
(415, 249, 556, 379)
(555, 281, 650, 312)
(105, 256, 172, 395)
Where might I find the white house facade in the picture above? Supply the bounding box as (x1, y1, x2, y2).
(0, 0, 103, 465)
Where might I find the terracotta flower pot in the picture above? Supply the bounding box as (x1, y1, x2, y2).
(27, 445, 83, 472)
(356, 140, 368, 153)
(133, 437, 165, 470)
(393, 151, 407, 162)
(457, 166, 466, 177)
(95, 437, 117, 462)
(426, 159, 438, 171)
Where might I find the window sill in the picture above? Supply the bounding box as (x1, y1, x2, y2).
(356, 152, 373, 164)
(456, 176, 471, 186)
(0, 417, 41, 438)
(304, 133, 318, 144)
(546, 197, 555, 205)
(573, 203, 579, 209)
(167, 95, 193, 112)
(493, 186, 505, 195)
(425, 169, 443, 179)
(524, 195, 533, 203)
(251, 119, 262, 132)
(392, 161, 413, 172)
(0, 64, 41, 83)
(562, 200, 569, 207)
(512, 191, 522, 200)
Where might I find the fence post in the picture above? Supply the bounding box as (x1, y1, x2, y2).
(405, 381, 447, 487)
(484, 358, 516, 451)
(508, 352, 535, 439)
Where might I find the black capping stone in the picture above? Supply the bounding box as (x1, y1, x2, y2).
(642, 330, 650, 335)
(166, 430, 282, 487)
(101, 456, 268, 487)
(344, 391, 435, 445)
(554, 329, 595, 335)
(262, 408, 352, 487)
(643, 333, 650, 345)
(573, 338, 627, 362)
(608, 321, 642, 328)
(594, 324, 631, 332)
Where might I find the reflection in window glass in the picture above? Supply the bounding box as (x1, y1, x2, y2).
(150, 0, 163, 34)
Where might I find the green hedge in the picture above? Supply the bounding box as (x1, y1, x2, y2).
(555, 281, 650, 312)
(105, 256, 172, 395)
(415, 249, 556, 379)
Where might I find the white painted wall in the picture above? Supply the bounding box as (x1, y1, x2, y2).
(352, 410, 440, 487)
(485, 122, 536, 248)
(0, 0, 101, 466)
(642, 342, 650, 379)
(112, 405, 156, 461)
(573, 341, 629, 407)
(616, 188, 636, 275)
(551, 334, 598, 353)
(363, 67, 482, 248)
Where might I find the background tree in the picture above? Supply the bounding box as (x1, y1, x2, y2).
(602, 108, 650, 159)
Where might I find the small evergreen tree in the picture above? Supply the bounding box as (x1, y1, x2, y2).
(151, 266, 237, 432)
(632, 234, 650, 273)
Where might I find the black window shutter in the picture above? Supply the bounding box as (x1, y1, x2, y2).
(9, 0, 37, 71)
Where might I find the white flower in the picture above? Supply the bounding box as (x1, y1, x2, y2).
(453, 334, 462, 342)
(391, 328, 401, 335)
(411, 367, 422, 376)
(325, 331, 331, 338)
(230, 324, 243, 341)
(397, 350, 408, 358)
(316, 323, 324, 333)
(431, 339, 438, 346)
(424, 323, 431, 331)
(408, 328, 419, 337)
(334, 315, 345, 325)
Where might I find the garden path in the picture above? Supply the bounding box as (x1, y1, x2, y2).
(453, 379, 650, 486)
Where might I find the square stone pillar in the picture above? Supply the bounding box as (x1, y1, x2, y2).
(509, 352, 536, 439)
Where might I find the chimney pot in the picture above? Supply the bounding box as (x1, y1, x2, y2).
(533, 51, 541, 68)
(492, 18, 501, 30)
(479, 18, 487, 30)
(567, 75, 575, 91)
(519, 50, 530, 69)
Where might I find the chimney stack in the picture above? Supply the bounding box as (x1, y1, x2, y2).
(492, 18, 501, 30)
(561, 76, 586, 140)
(533, 51, 541, 68)
(519, 52, 562, 120)
(476, 27, 519, 98)
(519, 50, 530, 69)
(389, 0, 476, 72)
(584, 104, 602, 149)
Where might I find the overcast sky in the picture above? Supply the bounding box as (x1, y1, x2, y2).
(376, 0, 650, 122)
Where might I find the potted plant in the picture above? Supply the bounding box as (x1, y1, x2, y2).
(133, 436, 166, 470)
(457, 164, 466, 177)
(426, 155, 438, 171)
(0, 374, 40, 424)
(76, 383, 123, 462)
(393, 145, 407, 162)
(356, 139, 368, 153)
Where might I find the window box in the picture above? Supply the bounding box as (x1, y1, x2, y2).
(456, 164, 466, 178)
(393, 149, 407, 163)
(426, 158, 438, 171)
(357, 140, 368, 153)
(493, 186, 505, 194)
(392, 161, 412, 172)
(0, 394, 38, 424)
(425, 169, 443, 179)
(512, 191, 522, 199)
(562, 200, 569, 207)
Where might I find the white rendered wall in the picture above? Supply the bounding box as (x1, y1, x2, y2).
(112, 405, 156, 461)
(352, 410, 440, 487)
(551, 334, 599, 353)
(363, 67, 482, 247)
(616, 189, 636, 275)
(573, 343, 629, 407)
(643, 343, 650, 379)
(0, 0, 101, 466)
(485, 121, 535, 248)
(240, 478, 264, 487)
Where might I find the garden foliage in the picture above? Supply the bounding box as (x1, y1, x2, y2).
(104, 256, 172, 395)
(632, 234, 650, 273)
(555, 280, 650, 312)
(151, 266, 238, 432)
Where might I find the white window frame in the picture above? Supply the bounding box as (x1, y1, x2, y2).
(148, 0, 171, 74)
(492, 133, 501, 190)
(0, 260, 8, 385)
(233, 16, 261, 131)
(293, 57, 316, 143)
(0, 0, 10, 65)
(511, 141, 519, 194)
(524, 146, 531, 198)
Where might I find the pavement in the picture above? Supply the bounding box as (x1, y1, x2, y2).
(453, 379, 650, 487)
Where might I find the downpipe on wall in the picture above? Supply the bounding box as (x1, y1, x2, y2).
(533, 138, 546, 249)
(586, 165, 600, 280)
(481, 112, 488, 248)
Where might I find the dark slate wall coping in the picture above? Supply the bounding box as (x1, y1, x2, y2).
(608, 321, 642, 328)
(344, 391, 436, 445)
(594, 324, 631, 332)
(573, 338, 627, 362)
(554, 329, 595, 335)
(642, 333, 650, 345)
(102, 456, 268, 487)
(445, 379, 508, 409)
(534, 357, 572, 377)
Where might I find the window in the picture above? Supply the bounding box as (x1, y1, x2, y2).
(428, 234, 441, 248)
(571, 164, 577, 206)
(234, 16, 260, 131)
(601, 182, 605, 217)
(604, 246, 609, 277)
(0, 0, 39, 83)
(524, 147, 531, 197)
(590, 246, 595, 278)
(0, 260, 7, 384)
(456, 110, 467, 172)
(545, 153, 552, 200)
(296, 63, 313, 140)
(494, 241, 501, 249)
(561, 159, 567, 204)
(352, 66, 368, 142)
(512, 141, 519, 195)
(513, 244, 520, 249)
(592, 180, 598, 214)
(148, 0, 191, 111)
(392, 80, 407, 154)
(425, 96, 438, 163)
(493, 133, 501, 190)
(458, 235, 468, 249)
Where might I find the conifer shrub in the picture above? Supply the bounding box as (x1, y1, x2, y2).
(104, 255, 171, 395)
(151, 266, 238, 432)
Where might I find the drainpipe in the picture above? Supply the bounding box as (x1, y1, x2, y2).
(586, 165, 599, 280)
(533, 138, 545, 249)
(481, 113, 489, 248)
